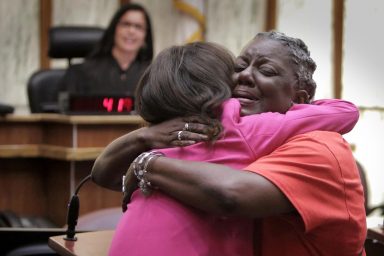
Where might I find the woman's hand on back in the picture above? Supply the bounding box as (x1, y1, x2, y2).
(92, 116, 215, 191)
(120, 116, 219, 207)
(142, 116, 217, 148)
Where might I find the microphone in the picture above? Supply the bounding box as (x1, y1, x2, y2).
(63, 174, 92, 241)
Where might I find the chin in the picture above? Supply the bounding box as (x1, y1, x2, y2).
(123, 46, 141, 53)
(115, 43, 140, 54)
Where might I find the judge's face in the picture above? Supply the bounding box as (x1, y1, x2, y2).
(232, 36, 298, 116)
(114, 10, 147, 55)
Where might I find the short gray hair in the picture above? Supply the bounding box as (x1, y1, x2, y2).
(256, 31, 317, 101)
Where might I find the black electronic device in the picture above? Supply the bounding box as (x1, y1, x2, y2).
(0, 103, 14, 116)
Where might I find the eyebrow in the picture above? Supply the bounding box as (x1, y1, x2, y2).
(236, 54, 273, 63)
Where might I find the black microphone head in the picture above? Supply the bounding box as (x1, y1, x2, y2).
(64, 195, 79, 241)
(63, 174, 91, 241)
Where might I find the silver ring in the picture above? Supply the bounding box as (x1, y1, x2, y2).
(177, 131, 183, 141)
(183, 123, 189, 131)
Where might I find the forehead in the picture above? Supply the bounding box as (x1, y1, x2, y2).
(120, 10, 146, 23)
(239, 37, 291, 63)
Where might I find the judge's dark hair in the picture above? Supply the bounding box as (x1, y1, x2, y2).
(89, 3, 153, 62)
(136, 42, 234, 124)
(257, 31, 317, 101)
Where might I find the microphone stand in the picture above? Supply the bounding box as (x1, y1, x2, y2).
(63, 174, 92, 241)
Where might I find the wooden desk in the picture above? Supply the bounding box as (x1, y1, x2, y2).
(0, 114, 145, 225)
(0, 114, 144, 160)
(48, 230, 114, 256)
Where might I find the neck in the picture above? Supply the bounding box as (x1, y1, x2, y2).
(112, 47, 138, 71)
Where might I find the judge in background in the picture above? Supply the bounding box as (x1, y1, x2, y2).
(59, 3, 153, 96)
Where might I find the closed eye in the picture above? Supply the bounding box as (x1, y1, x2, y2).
(234, 57, 248, 73)
(259, 66, 277, 76)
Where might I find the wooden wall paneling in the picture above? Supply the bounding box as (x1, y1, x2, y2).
(0, 123, 42, 146)
(76, 124, 143, 147)
(265, 0, 277, 31)
(0, 159, 47, 217)
(39, 0, 52, 69)
(42, 123, 73, 147)
(332, 0, 344, 98)
(120, 0, 131, 6)
(74, 162, 121, 217)
(45, 160, 71, 226)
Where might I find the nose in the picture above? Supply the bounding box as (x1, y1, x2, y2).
(127, 25, 136, 33)
(234, 67, 254, 87)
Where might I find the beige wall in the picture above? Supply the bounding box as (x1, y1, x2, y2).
(0, 0, 39, 113)
(342, 0, 384, 208)
(133, 0, 266, 56)
(277, 0, 333, 99)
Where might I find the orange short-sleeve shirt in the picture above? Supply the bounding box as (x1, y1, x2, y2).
(245, 131, 366, 256)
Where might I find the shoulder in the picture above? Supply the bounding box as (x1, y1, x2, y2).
(246, 131, 347, 175)
(245, 131, 365, 232)
(267, 131, 353, 172)
(284, 131, 351, 159)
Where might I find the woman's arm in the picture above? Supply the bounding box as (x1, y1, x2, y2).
(291, 99, 359, 134)
(92, 128, 150, 191)
(240, 99, 359, 159)
(124, 156, 294, 218)
(91, 118, 211, 190)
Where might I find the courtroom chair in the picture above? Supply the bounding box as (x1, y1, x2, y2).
(27, 26, 104, 113)
(356, 160, 384, 216)
(27, 70, 66, 113)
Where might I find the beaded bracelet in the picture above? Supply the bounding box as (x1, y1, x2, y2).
(132, 151, 164, 196)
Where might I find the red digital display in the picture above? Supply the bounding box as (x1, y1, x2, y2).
(102, 97, 133, 112)
(67, 95, 135, 114)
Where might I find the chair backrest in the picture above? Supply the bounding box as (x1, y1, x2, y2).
(357, 160, 384, 216)
(27, 26, 104, 113)
(48, 26, 104, 64)
(27, 69, 66, 113)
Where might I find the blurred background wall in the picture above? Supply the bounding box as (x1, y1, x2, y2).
(0, 0, 383, 211)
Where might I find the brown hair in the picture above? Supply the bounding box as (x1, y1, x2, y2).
(135, 42, 234, 124)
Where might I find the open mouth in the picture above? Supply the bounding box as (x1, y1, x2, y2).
(232, 90, 260, 102)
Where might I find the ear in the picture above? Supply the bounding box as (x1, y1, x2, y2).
(294, 90, 310, 104)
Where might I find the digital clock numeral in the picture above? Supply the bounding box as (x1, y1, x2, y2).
(102, 97, 133, 112)
(103, 98, 114, 112)
(117, 98, 133, 112)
